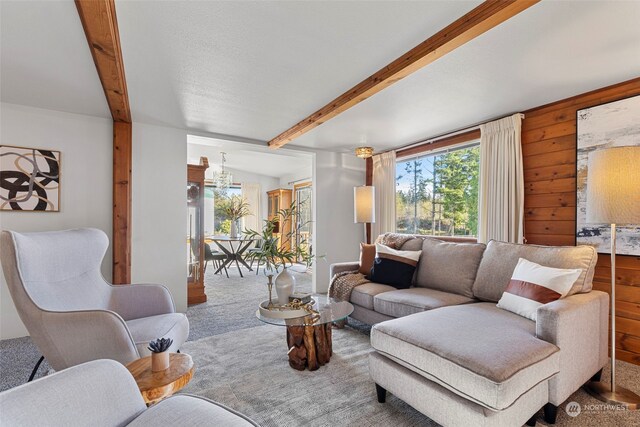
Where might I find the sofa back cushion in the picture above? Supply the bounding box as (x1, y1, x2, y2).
(472, 240, 598, 302)
(415, 238, 486, 298)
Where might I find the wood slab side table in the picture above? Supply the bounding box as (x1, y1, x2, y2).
(126, 353, 194, 404)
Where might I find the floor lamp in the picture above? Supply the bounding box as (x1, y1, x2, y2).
(584, 146, 640, 409)
(354, 186, 375, 243)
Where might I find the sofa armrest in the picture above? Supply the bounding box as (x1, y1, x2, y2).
(0, 360, 146, 426)
(330, 262, 360, 278)
(536, 290, 609, 405)
(109, 283, 176, 320)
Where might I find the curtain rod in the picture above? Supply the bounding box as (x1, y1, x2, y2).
(287, 177, 311, 185)
(378, 113, 525, 155)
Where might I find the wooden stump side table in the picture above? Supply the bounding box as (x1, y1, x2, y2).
(256, 296, 353, 371)
(126, 353, 195, 404)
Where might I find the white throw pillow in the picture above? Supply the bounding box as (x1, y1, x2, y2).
(497, 258, 582, 321)
(375, 243, 422, 264)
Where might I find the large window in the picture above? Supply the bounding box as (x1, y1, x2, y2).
(204, 185, 241, 235)
(396, 143, 479, 237)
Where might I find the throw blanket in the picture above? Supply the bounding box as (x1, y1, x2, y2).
(328, 271, 369, 303)
(376, 232, 415, 249)
(328, 233, 417, 302)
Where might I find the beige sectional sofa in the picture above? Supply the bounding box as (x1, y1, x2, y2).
(330, 237, 608, 427)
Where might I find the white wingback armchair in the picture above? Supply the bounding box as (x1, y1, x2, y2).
(0, 228, 189, 373)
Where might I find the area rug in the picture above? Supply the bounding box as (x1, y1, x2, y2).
(180, 324, 432, 427)
(179, 324, 640, 427)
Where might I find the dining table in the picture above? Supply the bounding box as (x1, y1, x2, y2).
(207, 235, 256, 278)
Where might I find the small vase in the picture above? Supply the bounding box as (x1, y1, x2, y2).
(275, 268, 296, 306)
(230, 220, 238, 238)
(151, 351, 170, 372)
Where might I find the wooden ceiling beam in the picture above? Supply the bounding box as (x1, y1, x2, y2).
(76, 0, 132, 284)
(75, 0, 131, 122)
(268, 0, 540, 149)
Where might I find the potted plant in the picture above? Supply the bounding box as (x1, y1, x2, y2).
(148, 337, 173, 372)
(223, 195, 251, 238)
(244, 201, 319, 305)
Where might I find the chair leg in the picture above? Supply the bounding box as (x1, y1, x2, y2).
(375, 383, 387, 403)
(204, 260, 208, 273)
(28, 356, 45, 382)
(543, 403, 558, 424)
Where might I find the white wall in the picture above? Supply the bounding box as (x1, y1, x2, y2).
(132, 122, 188, 313)
(312, 151, 366, 293)
(0, 103, 113, 339)
(279, 167, 312, 190)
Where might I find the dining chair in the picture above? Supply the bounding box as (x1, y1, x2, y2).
(204, 242, 229, 278)
(0, 228, 189, 381)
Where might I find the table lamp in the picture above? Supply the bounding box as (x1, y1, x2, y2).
(354, 186, 375, 243)
(584, 146, 640, 409)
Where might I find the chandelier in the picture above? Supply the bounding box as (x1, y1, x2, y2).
(212, 152, 233, 191)
(355, 146, 374, 159)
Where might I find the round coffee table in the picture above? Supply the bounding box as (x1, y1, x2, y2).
(256, 296, 354, 371)
(126, 352, 195, 404)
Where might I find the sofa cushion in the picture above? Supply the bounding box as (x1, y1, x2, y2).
(126, 313, 189, 356)
(415, 238, 486, 298)
(472, 240, 597, 302)
(350, 282, 397, 310)
(373, 287, 475, 318)
(371, 303, 560, 410)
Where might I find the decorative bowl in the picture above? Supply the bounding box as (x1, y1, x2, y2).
(258, 299, 315, 319)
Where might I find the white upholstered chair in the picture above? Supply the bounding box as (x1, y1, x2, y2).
(0, 359, 258, 426)
(0, 228, 189, 378)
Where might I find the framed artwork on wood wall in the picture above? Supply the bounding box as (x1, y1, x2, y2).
(0, 145, 61, 212)
(576, 94, 640, 255)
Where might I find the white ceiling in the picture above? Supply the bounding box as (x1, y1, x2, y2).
(2, 1, 639, 154)
(294, 0, 640, 151)
(0, 0, 110, 118)
(187, 135, 311, 179)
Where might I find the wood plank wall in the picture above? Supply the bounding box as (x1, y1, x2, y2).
(522, 77, 640, 365)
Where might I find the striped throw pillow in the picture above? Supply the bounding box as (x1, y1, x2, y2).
(497, 258, 582, 321)
(368, 243, 422, 289)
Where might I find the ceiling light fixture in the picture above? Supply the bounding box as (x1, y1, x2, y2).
(355, 147, 374, 159)
(212, 152, 233, 191)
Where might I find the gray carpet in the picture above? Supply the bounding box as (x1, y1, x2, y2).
(1, 265, 639, 426)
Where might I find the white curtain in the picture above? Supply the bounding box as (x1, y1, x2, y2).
(371, 150, 397, 241)
(478, 114, 524, 244)
(241, 182, 262, 233)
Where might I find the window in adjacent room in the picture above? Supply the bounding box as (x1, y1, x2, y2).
(204, 184, 242, 235)
(396, 142, 480, 237)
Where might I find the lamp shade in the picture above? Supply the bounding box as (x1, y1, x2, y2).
(354, 186, 375, 223)
(586, 146, 640, 225)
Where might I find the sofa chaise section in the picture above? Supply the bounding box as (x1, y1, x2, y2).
(371, 303, 560, 412)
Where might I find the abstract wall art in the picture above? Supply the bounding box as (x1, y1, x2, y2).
(0, 145, 61, 212)
(576, 95, 640, 255)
